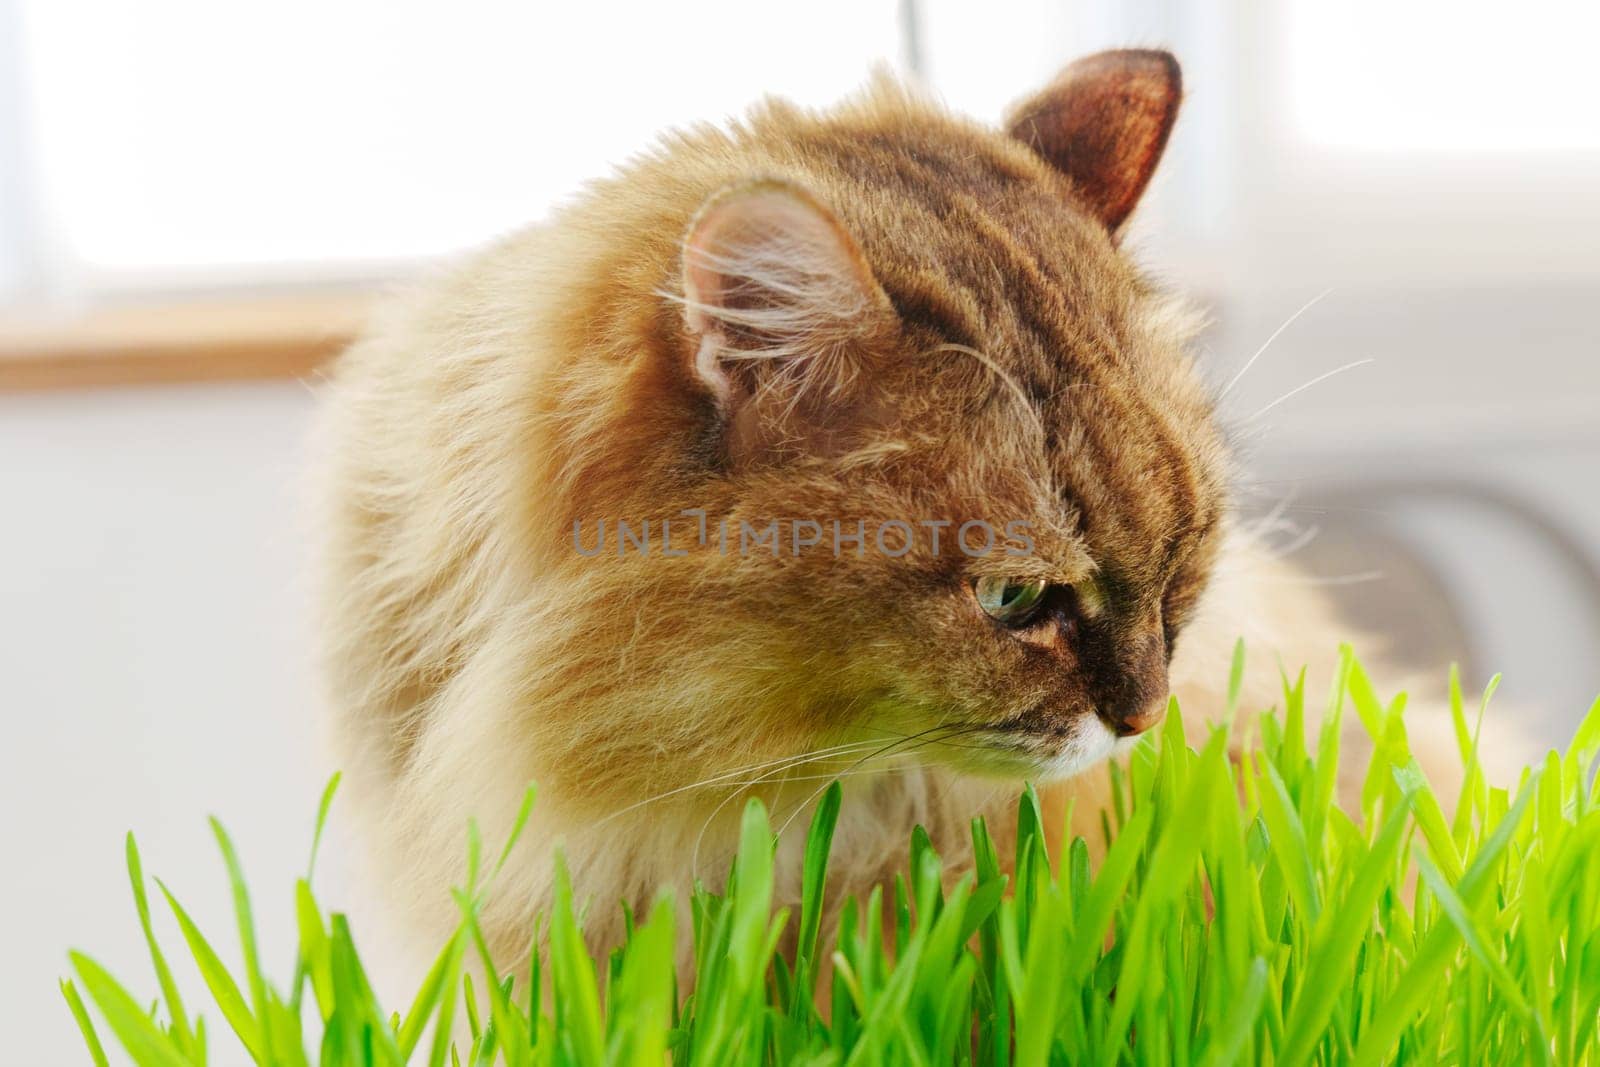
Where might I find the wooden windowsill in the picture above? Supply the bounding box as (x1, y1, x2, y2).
(0, 291, 374, 392)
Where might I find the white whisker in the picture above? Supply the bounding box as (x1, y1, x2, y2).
(1236, 487, 1301, 550)
(1246, 358, 1375, 422)
(771, 723, 987, 841)
(688, 724, 961, 879)
(930, 342, 1053, 467)
(1264, 521, 1320, 561)
(593, 737, 887, 829)
(1265, 570, 1384, 587)
(1218, 287, 1335, 400)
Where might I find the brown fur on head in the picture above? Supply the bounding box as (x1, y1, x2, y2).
(530, 48, 1223, 784)
(320, 50, 1232, 960)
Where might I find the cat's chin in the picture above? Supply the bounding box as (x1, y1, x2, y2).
(943, 716, 1123, 782)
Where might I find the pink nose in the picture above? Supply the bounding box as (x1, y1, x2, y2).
(1098, 693, 1166, 737)
(1095, 630, 1169, 736)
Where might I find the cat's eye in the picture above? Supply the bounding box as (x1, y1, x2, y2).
(973, 576, 1050, 627)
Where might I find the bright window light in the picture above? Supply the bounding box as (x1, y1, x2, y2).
(910, 0, 1080, 124)
(15, 1, 901, 280)
(1286, 1, 1600, 153)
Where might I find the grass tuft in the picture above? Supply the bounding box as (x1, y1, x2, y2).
(65, 649, 1600, 1064)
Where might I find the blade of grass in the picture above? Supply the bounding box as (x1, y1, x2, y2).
(61, 978, 112, 1067)
(793, 780, 842, 1016)
(69, 953, 191, 1067)
(156, 878, 263, 1060)
(125, 833, 196, 1056)
(306, 772, 341, 881)
(209, 817, 276, 1063)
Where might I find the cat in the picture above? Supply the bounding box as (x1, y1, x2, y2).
(314, 49, 1502, 975)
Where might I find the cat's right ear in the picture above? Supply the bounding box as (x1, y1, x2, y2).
(1006, 49, 1181, 235)
(679, 180, 894, 425)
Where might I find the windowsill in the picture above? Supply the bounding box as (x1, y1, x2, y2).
(0, 291, 374, 392)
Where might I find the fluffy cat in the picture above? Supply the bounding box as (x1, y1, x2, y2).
(315, 50, 1478, 972)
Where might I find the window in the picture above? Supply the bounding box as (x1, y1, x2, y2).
(5, 0, 904, 296)
(1286, 0, 1600, 154)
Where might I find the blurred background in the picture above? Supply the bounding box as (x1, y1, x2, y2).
(3, 0, 1598, 1058)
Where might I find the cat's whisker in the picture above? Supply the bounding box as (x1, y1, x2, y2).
(1261, 521, 1321, 562)
(1217, 287, 1335, 400)
(755, 755, 955, 800)
(1256, 485, 1299, 524)
(928, 342, 1053, 470)
(856, 723, 1004, 754)
(690, 722, 982, 879)
(1245, 358, 1375, 422)
(687, 724, 960, 879)
(1235, 487, 1301, 550)
(1234, 422, 1277, 443)
(1277, 502, 1392, 517)
(771, 723, 993, 842)
(592, 737, 891, 829)
(1262, 569, 1384, 587)
(766, 742, 1011, 848)
(717, 754, 942, 793)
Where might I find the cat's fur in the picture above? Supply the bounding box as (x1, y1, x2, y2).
(315, 51, 1481, 970)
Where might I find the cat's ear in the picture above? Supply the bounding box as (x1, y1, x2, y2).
(680, 179, 893, 420)
(1006, 49, 1181, 234)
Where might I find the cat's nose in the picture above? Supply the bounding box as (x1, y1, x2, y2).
(1093, 630, 1169, 737)
(1097, 692, 1167, 737)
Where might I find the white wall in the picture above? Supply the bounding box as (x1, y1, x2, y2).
(0, 381, 399, 1065)
(1213, 282, 1600, 726)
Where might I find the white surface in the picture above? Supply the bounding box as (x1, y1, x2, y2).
(0, 382, 377, 1063)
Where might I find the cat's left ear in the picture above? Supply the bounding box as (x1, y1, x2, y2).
(1006, 49, 1182, 235)
(680, 179, 895, 419)
(678, 178, 902, 460)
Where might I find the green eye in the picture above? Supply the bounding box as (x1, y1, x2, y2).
(973, 576, 1050, 627)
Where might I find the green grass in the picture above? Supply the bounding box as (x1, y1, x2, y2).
(64, 646, 1600, 1065)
